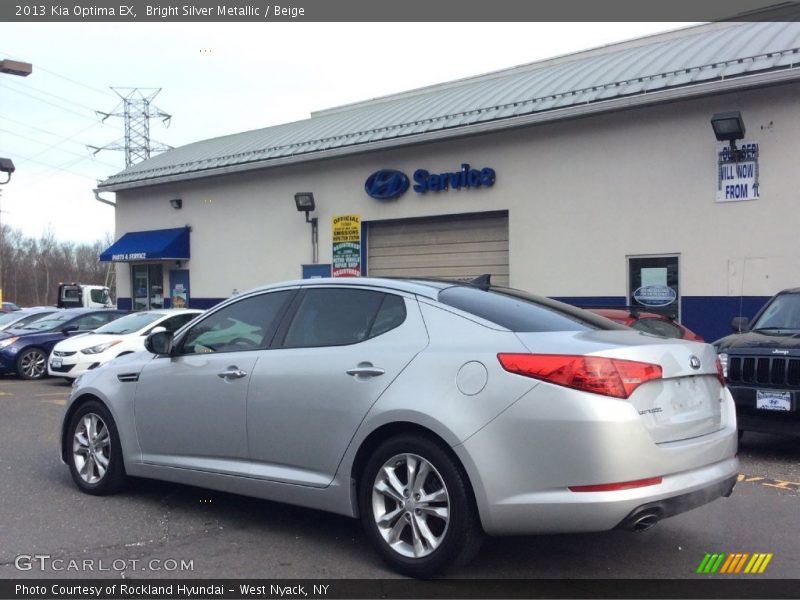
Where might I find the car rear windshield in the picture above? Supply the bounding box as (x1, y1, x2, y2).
(437, 285, 626, 332)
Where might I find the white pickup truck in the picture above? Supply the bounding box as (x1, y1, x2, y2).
(56, 283, 113, 309)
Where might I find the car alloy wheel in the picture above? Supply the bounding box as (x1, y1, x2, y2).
(359, 434, 483, 577)
(17, 348, 47, 380)
(67, 401, 127, 495)
(73, 413, 111, 485)
(372, 453, 450, 559)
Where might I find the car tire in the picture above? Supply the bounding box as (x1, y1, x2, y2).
(738, 429, 744, 441)
(358, 434, 484, 577)
(16, 348, 48, 380)
(66, 401, 127, 495)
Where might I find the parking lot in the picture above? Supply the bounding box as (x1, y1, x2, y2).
(0, 377, 797, 581)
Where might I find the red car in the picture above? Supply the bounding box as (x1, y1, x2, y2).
(587, 307, 704, 341)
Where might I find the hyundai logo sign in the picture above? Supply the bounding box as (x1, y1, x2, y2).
(364, 169, 410, 201)
(365, 163, 496, 201)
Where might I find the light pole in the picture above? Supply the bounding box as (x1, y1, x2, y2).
(0, 58, 32, 306)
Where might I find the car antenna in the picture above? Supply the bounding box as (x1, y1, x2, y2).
(470, 274, 492, 291)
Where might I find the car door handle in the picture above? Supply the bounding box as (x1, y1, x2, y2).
(346, 363, 385, 378)
(218, 367, 248, 380)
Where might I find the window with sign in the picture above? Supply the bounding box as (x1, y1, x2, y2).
(628, 255, 679, 320)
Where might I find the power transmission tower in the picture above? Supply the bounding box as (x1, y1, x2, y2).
(90, 88, 172, 167)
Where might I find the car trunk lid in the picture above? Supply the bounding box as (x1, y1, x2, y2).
(513, 330, 724, 443)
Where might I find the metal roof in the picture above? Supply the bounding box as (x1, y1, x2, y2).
(100, 21, 800, 191)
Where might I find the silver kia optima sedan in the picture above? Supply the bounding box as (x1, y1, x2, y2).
(61, 277, 739, 576)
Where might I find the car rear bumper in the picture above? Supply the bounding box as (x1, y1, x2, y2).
(454, 385, 739, 535)
(615, 473, 737, 530)
(460, 454, 739, 535)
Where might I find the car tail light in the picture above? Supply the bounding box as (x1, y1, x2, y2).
(569, 476, 663, 492)
(715, 356, 726, 388)
(497, 353, 662, 399)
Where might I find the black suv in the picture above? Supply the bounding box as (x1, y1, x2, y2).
(714, 288, 800, 436)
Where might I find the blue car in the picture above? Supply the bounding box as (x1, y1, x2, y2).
(0, 308, 128, 380)
(0, 307, 59, 332)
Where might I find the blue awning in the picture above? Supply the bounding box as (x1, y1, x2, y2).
(100, 227, 190, 262)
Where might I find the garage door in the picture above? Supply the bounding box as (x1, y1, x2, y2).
(367, 212, 509, 286)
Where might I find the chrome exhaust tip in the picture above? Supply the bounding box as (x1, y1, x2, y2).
(632, 513, 660, 532)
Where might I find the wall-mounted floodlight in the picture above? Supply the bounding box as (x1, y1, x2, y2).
(711, 111, 746, 149)
(0, 59, 32, 77)
(294, 192, 316, 220)
(0, 158, 15, 185)
(169, 198, 183, 210)
(294, 192, 318, 263)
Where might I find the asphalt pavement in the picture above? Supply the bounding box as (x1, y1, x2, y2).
(0, 377, 797, 583)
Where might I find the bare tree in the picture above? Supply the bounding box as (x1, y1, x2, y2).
(0, 225, 114, 307)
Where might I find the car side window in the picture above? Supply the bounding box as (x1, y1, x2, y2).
(180, 292, 291, 355)
(370, 294, 407, 337)
(631, 318, 683, 339)
(90, 289, 109, 304)
(158, 313, 198, 333)
(21, 313, 52, 327)
(283, 289, 403, 348)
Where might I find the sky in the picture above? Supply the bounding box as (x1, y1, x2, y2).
(0, 22, 693, 244)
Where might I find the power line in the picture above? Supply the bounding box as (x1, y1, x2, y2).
(0, 82, 100, 122)
(35, 65, 117, 98)
(1, 76, 104, 112)
(26, 156, 88, 181)
(2, 151, 111, 179)
(1, 118, 120, 169)
(0, 50, 116, 99)
(2, 116, 101, 149)
(0, 127, 120, 169)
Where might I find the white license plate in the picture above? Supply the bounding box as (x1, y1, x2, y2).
(756, 390, 791, 412)
(51, 359, 62, 369)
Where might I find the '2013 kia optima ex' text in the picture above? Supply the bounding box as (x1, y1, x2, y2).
(61, 277, 739, 577)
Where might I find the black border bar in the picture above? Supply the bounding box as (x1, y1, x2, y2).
(2, 0, 800, 22)
(3, 579, 800, 599)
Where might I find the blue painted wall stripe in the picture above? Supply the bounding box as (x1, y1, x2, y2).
(681, 296, 770, 343)
(188, 297, 227, 310)
(117, 297, 226, 311)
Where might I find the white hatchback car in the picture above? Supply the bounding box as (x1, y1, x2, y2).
(49, 309, 202, 379)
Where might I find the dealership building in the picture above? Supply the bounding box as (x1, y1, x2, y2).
(98, 20, 800, 342)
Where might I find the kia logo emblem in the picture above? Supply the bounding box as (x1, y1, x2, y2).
(689, 356, 701, 370)
(365, 169, 409, 200)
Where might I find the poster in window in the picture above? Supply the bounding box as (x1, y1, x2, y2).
(332, 215, 361, 277)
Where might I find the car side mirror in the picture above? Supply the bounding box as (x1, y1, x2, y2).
(145, 330, 174, 356)
(61, 324, 79, 335)
(731, 316, 749, 333)
(143, 325, 167, 337)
